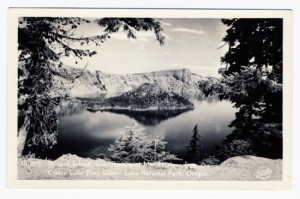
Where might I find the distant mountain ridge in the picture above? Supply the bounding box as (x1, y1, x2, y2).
(56, 67, 205, 98)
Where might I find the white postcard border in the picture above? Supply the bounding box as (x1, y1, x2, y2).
(6, 8, 292, 190)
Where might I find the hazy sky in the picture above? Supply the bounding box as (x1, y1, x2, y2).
(62, 18, 228, 77)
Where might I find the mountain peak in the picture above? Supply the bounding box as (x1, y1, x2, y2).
(62, 67, 203, 98)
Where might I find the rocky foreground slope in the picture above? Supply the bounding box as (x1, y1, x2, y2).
(87, 83, 194, 111)
(18, 155, 282, 181)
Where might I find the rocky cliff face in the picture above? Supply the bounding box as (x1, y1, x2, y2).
(59, 68, 203, 98)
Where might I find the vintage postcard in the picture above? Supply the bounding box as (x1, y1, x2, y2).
(7, 8, 292, 189)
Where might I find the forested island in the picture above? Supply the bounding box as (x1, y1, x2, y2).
(87, 83, 194, 111)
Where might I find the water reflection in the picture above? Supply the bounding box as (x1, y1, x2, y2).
(57, 102, 87, 117)
(53, 96, 237, 161)
(88, 109, 192, 126)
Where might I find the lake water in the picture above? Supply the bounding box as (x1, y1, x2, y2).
(51, 97, 237, 161)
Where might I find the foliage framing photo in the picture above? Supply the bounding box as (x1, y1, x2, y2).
(17, 17, 165, 158)
(199, 18, 283, 161)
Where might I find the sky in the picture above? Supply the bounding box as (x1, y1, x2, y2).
(62, 18, 228, 77)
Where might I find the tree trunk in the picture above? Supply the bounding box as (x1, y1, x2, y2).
(17, 115, 30, 157)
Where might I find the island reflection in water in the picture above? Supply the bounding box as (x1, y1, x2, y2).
(87, 109, 192, 126)
(51, 97, 237, 161)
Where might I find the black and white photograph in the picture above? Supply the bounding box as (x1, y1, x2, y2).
(6, 8, 292, 189)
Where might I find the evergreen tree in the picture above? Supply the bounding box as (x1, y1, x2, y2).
(198, 18, 283, 160)
(220, 18, 283, 124)
(18, 17, 165, 157)
(108, 122, 179, 163)
(186, 125, 202, 163)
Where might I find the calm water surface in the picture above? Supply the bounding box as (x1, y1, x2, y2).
(52, 98, 237, 161)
